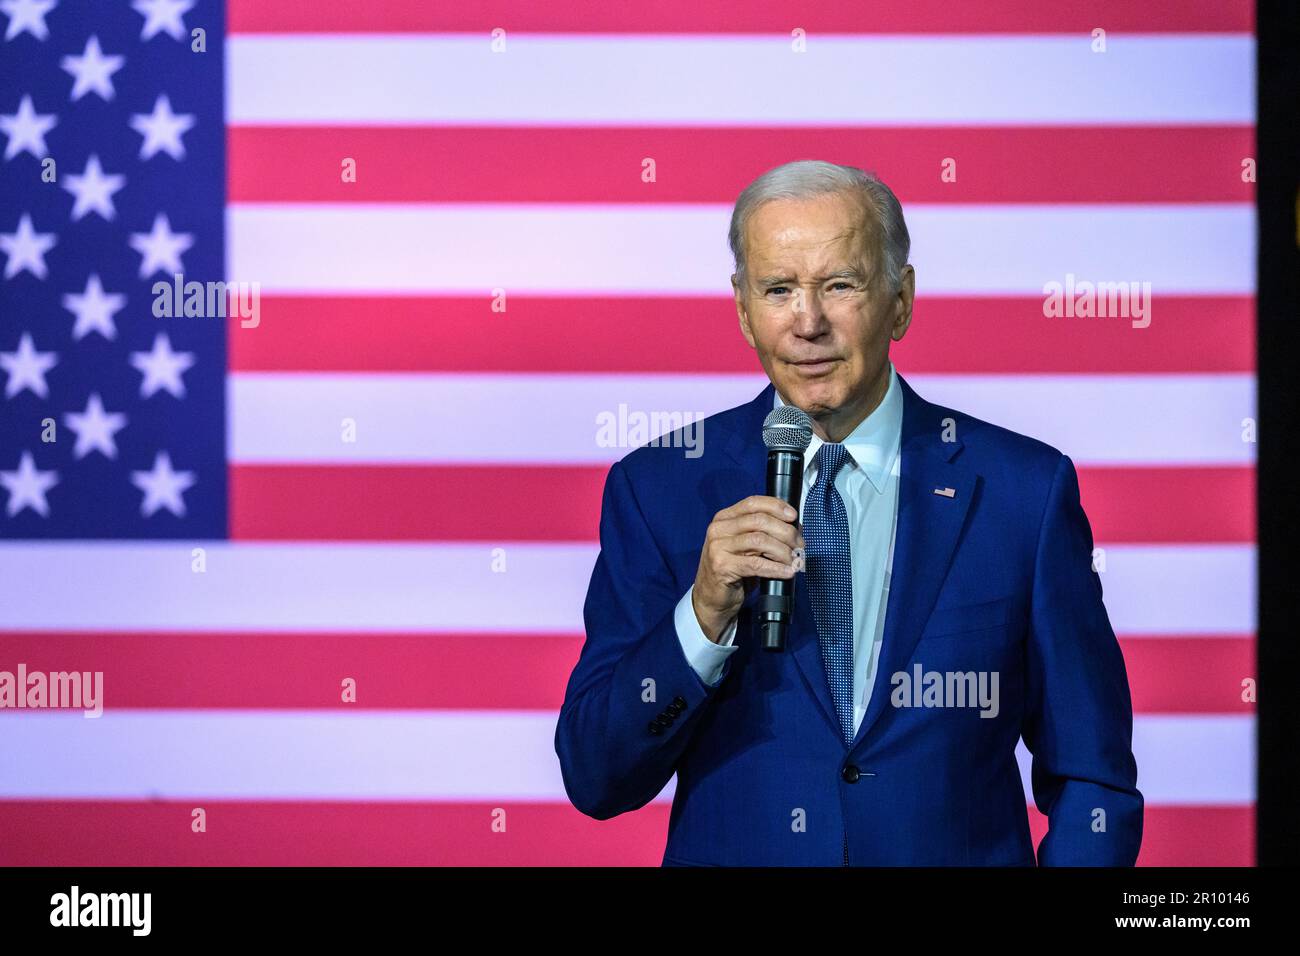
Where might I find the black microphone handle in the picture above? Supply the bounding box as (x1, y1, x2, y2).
(758, 448, 804, 651)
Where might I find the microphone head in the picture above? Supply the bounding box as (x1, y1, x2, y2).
(762, 405, 814, 453)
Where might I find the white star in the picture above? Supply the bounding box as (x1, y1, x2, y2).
(0, 94, 57, 160)
(60, 35, 125, 101)
(131, 451, 195, 517)
(62, 154, 126, 221)
(130, 332, 194, 398)
(0, 332, 57, 399)
(129, 94, 194, 160)
(61, 273, 125, 340)
(132, 0, 192, 41)
(1, 0, 56, 41)
(128, 213, 192, 278)
(63, 392, 127, 459)
(0, 213, 55, 279)
(0, 451, 57, 518)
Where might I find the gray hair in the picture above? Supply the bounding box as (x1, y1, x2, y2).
(728, 160, 911, 294)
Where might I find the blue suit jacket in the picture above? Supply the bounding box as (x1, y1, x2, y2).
(555, 371, 1143, 865)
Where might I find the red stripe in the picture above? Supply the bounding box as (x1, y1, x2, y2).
(0, 801, 1251, 865)
(230, 465, 608, 541)
(229, 296, 1254, 374)
(1076, 467, 1255, 544)
(1118, 636, 1256, 714)
(0, 632, 1252, 713)
(0, 632, 582, 710)
(229, 464, 1253, 544)
(228, 0, 1252, 35)
(1028, 805, 1253, 867)
(227, 126, 1255, 204)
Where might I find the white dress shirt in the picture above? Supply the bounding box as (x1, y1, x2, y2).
(674, 361, 903, 737)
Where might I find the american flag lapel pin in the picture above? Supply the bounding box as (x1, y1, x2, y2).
(933, 487, 956, 498)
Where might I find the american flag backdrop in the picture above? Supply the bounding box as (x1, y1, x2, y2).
(0, 1, 1255, 865)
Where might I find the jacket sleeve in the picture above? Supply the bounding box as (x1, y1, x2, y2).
(1021, 453, 1145, 865)
(555, 459, 732, 820)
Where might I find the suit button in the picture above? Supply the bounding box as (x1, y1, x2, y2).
(648, 720, 664, 735)
(666, 701, 684, 716)
(657, 712, 674, 723)
(841, 765, 861, 783)
(671, 696, 687, 710)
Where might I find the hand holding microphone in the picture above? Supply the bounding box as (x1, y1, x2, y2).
(690, 405, 814, 648)
(691, 495, 805, 643)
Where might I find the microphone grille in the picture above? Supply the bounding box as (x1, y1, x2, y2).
(762, 405, 814, 452)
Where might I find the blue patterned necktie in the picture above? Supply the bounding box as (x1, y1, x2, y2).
(804, 442, 855, 746)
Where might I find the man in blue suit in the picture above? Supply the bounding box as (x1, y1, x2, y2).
(555, 160, 1142, 866)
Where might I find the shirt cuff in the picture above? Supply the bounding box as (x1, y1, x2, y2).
(674, 584, 740, 687)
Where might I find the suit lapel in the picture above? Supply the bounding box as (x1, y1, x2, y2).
(849, 373, 977, 752)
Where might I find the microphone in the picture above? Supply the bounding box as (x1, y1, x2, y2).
(758, 405, 814, 651)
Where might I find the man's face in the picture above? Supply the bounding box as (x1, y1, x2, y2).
(732, 191, 914, 440)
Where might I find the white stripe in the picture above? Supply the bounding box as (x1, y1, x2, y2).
(0, 543, 1253, 634)
(0, 711, 569, 800)
(1016, 715, 1254, 806)
(0, 710, 1253, 803)
(0, 542, 592, 633)
(228, 203, 1255, 295)
(1098, 545, 1256, 636)
(227, 35, 1253, 125)
(228, 372, 1256, 466)
(912, 373, 1257, 466)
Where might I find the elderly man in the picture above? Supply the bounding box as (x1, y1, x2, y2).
(555, 159, 1142, 866)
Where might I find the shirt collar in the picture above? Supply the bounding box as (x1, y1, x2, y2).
(773, 360, 903, 494)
